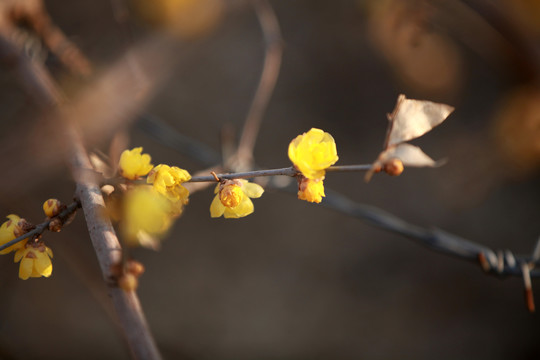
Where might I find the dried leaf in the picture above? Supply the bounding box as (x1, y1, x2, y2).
(387, 94, 454, 147)
(380, 143, 444, 167)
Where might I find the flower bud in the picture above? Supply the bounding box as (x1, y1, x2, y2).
(43, 199, 62, 218)
(118, 273, 138, 292)
(383, 158, 404, 176)
(126, 259, 145, 277)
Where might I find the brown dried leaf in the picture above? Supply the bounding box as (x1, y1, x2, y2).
(387, 94, 454, 147)
(380, 143, 444, 168)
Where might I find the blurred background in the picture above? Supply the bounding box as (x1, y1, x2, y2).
(0, 0, 539, 358)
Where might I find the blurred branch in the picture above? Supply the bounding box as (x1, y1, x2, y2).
(234, 0, 283, 170)
(137, 114, 221, 167)
(71, 134, 162, 360)
(9, 0, 92, 77)
(0, 25, 63, 106)
(0, 201, 80, 252)
(0, 1, 164, 357)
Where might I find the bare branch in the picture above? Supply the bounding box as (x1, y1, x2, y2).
(188, 164, 372, 182)
(137, 114, 221, 167)
(234, 0, 283, 169)
(0, 4, 165, 355)
(71, 134, 162, 360)
(317, 187, 540, 278)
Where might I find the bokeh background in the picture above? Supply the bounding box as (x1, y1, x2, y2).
(0, 0, 539, 359)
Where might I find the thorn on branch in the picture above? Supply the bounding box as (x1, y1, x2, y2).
(210, 171, 221, 182)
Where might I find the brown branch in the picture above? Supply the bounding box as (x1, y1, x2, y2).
(9, 0, 92, 77)
(0, 2, 165, 356)
(71, 133, 162, 360)
(0, 200, 80, 252)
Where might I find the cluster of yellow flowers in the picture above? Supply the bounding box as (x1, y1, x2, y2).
(0, 128, 340, 280)
(0, 199, 61, 280)
(117, 147, 192, 248)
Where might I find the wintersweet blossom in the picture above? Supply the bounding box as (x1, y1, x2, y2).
(0, 215, 26, 254)
(297, 177, 325, 203)
(210, 179, 264, 219)
(43, 199, 61, 218)
(147, 164, 191, 215)
(288, 128, 338, 180)
(122, 186, 173, 249)
(119, 147, 154, 180)
(14, 242, 53, 280)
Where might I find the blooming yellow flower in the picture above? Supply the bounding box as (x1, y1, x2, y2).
(297, 177, 325, 203)
(43, 199, 62, 218)
(288, 128, 339, 180)
(210, 179, 264, 218)
(14, 242, 53, 280)
(122, 186, 173, 249)
(119, 147, 154, 180)
(0, 215, 27, 255)
(147, 164, 191, 215)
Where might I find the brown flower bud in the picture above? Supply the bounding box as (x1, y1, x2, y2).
(118, 273, 138, 292)
(383, 158, 404, 176)
(48, 218, 63, 232)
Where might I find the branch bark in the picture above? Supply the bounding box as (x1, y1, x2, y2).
(72, 134, 162, 360)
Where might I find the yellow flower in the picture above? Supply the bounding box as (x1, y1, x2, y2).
(0, 215, 27, 255)
(14, 242, 53, 280)
(122, 186, 173, 249)
(43, 199, 62, 218)
(147, 164, 191, 215)
(297, 177, 325, 203)
(288, 128, 339, 180)
(210, 179, 264, 218)
(119, 147, 154, 180)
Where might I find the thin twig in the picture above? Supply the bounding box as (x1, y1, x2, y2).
(318, 186, 540, 278)
(234, 0, 283, 169)
(187, 164, 373, 182)
(0, 201, 80, 252)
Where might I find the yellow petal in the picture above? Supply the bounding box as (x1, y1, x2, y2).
(13, 248, 26, 262)
(242, 182, 264, 199)
(19, 257, 33, 280)
(34, 252, 53, 277)
(224, 197, 254, 218)
(210, 194, 225, 218)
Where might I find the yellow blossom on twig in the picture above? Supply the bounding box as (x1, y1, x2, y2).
(297, 176, 325, 203)
(14, 242, 53, 280)
(0, 215, 27, 254)
(288, 128, 338, 180)
(210, 179, 264, 218)
(147, 164, 191, 215)
(119, 147, 154, 180)
(122, 186, 173, 249)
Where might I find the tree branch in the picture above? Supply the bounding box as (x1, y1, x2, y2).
(0, 201, 80, 252)
(234, 0, 283, 170)
(71, 133, 162, 360)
